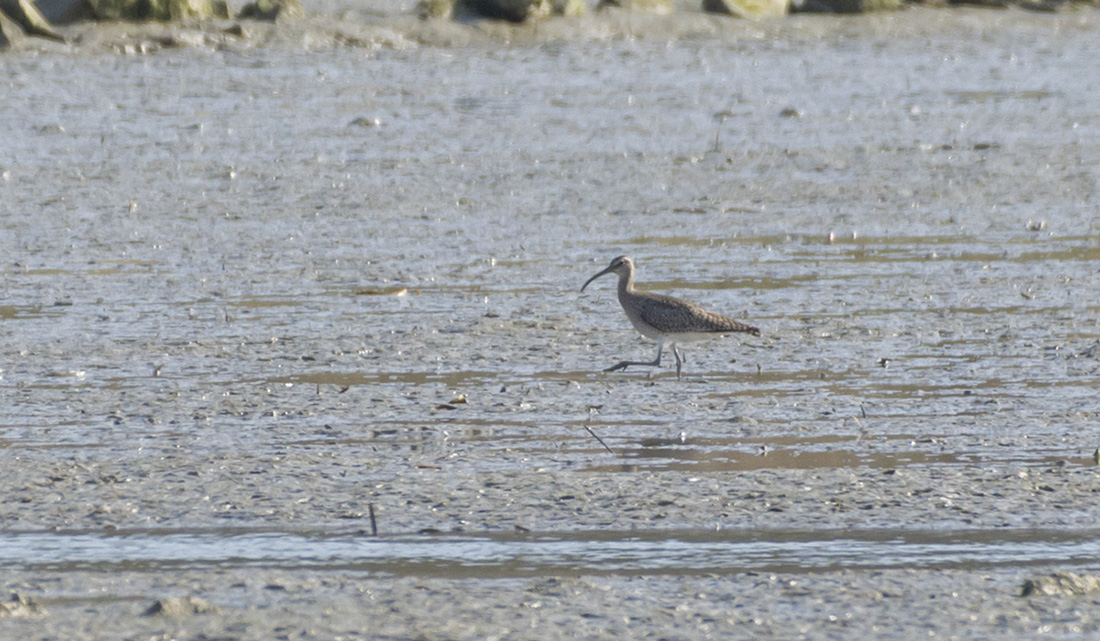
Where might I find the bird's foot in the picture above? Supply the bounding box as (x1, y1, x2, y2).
(604, 359, 662, 374)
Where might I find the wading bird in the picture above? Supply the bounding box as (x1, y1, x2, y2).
(580, 256, 760, 379)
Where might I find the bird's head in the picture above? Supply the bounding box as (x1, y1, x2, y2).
(581, 255, 634, 292)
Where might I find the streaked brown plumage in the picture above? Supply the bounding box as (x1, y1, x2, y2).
(580, 256, 760, 378)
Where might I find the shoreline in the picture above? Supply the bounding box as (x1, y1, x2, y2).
(2, 4, 1098, 53)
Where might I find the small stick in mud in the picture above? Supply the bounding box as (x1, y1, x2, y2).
(585, 425, 615, 455)
(368, 503, 378, 536)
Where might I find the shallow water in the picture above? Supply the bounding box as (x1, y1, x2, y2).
(6, 527, 1100, 576)
(2, 3, 1100, 599)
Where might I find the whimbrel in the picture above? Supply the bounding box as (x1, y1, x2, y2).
(580, 256, 760, 378)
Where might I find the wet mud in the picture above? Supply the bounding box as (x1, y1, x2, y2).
(2, 4, 1100, 640)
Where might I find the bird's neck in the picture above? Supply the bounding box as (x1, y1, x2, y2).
(617, 272, 635, 296)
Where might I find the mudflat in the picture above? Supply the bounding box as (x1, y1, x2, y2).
(2, 4, 1099, 639)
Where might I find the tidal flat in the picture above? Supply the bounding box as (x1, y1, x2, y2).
(2, 4, 1100, 639)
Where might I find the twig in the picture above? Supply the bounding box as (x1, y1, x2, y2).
(585, 425, 615, 455)
(368, 503, 378, 536)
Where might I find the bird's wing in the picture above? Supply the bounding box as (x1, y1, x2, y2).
(637, 292, 760, 336)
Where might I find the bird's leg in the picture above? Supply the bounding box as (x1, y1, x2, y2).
(671, 344, 684, 379)
(604, 340, 664, 373)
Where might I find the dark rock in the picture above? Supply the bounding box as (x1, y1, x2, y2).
(703, 0, 789, 16)
(597, 0, 674, 12)
(790, 0, 899, 11)
(463, 0, 551, 21)
(35, 0, 95, 24)
(88, 0, 229, 21)
(237, 0, 302, 21)
(0, 0, 65, 40)
(0, 8, 25, 47)
(420, 0, 578, 20)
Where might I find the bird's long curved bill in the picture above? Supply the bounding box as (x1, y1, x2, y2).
(581, 266, 614, 292)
